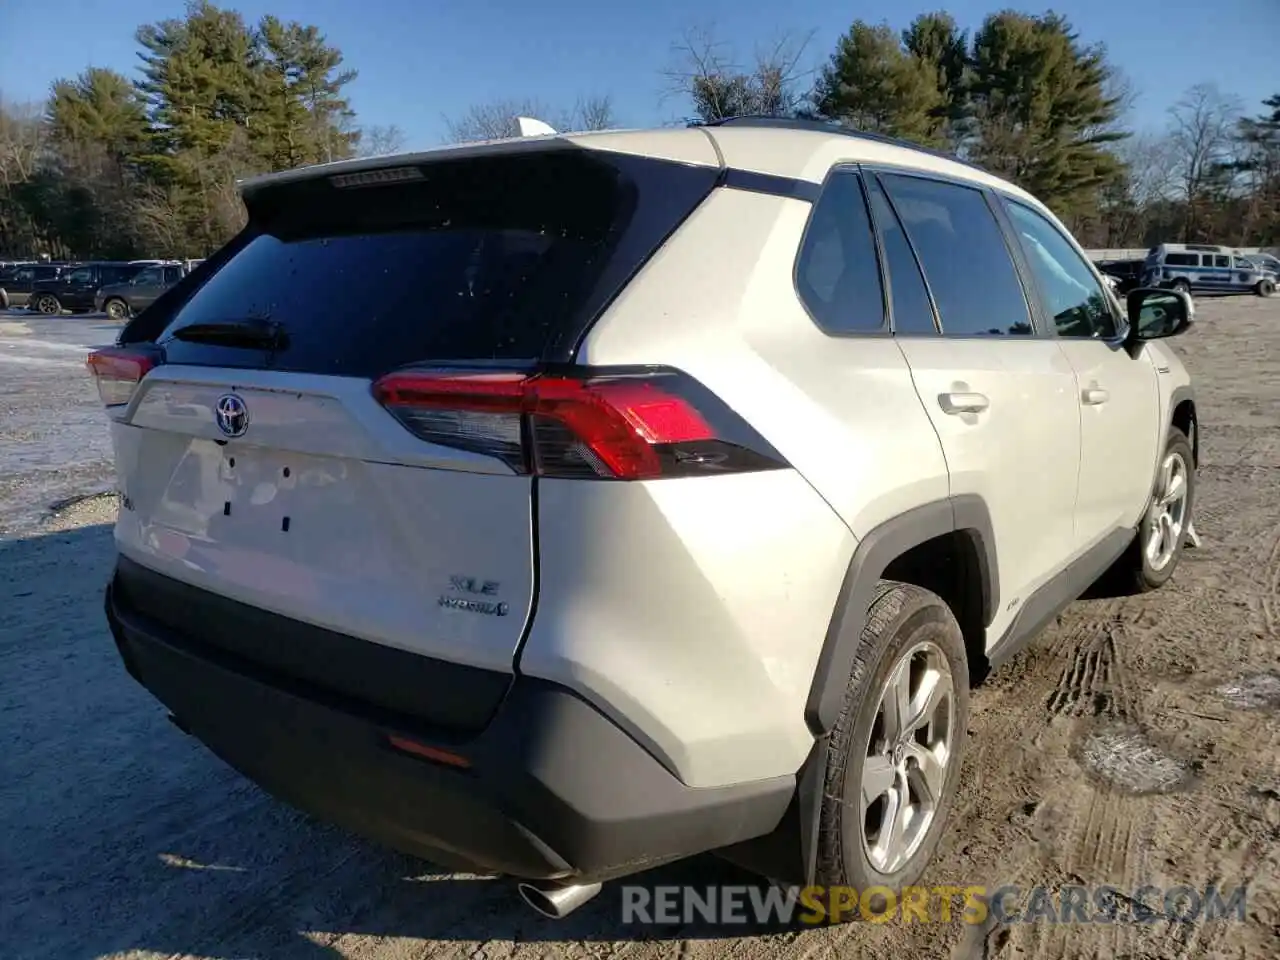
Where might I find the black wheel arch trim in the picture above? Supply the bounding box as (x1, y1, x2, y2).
(803, 493, 997, 738)
(1169, 385, 1198, 466)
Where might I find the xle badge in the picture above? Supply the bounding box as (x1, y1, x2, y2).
(439, 576, 508, 617)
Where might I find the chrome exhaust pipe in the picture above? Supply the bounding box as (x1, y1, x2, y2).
(516, 879, 603, 919)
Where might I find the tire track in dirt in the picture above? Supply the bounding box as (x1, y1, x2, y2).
(1261, 522, 1280, 638)
(993, 611, 1163, 960)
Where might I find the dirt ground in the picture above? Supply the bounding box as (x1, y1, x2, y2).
(2, 299, 1279, 960)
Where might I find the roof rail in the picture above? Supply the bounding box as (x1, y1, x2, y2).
(692, 115, 988, 175)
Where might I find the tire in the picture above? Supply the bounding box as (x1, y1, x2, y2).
(1118, 427, 1196, 593)
(811, 581, 970, 923)
(1257, 279, 1275, 298)
(104, 298, 130, 320)
(0, 288, 9, 310)
(1171, 279, 1191, 295)
(33, 293, 61, 315)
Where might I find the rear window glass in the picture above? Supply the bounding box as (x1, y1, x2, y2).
(156, 149, 718, 376)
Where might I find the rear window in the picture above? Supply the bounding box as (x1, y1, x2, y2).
(154, 148, 719, 376)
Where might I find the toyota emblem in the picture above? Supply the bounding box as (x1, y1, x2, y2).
(214, 393, 249, 438)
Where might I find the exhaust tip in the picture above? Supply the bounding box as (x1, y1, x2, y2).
(517, 880, 603, 919)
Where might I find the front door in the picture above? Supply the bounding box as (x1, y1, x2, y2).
(999, 198, 1160, 546)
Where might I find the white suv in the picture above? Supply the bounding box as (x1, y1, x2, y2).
(92, 118, 1198, 920)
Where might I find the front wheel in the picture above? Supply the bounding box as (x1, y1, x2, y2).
(1170, 279, 1191, 295)
(1126, 428, 1195, 592)
(104, 298, 130, 320)
(33, 293, 61, 315)
(812, 581, 969, 922)
(1257, 279, 1275, 298)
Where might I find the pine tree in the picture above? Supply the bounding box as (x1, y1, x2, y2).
(811, 22, 947, 148)
(969, 11, 1126, 216)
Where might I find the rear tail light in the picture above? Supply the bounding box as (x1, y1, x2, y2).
(372, 366, 788, 480)
(86, 347, 158, 408)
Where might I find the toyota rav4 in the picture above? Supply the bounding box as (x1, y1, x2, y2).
(93, 118, 1198, 920)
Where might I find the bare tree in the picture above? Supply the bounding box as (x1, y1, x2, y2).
(357, 124, 408, 157)
(662, 24, 816, 123)
(571, 94, 616, 132)
(443, 95, 617, 143)
(1167, 83, 1243, 240)
(0, 98, 46, 188)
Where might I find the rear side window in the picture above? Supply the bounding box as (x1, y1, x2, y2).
(154, 149, 719, 376)
(865, 178, 937, 334)
(795, 171, 886, 334)
(1164, 253, 1197, 266)
(880, 174, 1032, 337)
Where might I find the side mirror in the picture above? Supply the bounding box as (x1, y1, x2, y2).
(1125, 287, 1193, 343)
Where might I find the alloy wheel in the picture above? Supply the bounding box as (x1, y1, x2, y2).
(1145, 450, 1189, 572)
(860, 640, 956, 874)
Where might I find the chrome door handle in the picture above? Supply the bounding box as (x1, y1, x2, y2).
(938, 392, 990, 414)
(1082, 387, 1110, 405)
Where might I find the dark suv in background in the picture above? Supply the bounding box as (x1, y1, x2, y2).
(0, 263, 67, 309)
(95, 263, 190, 320)
(29, 261, 145, 314)
(1094, 258, 1148, 296)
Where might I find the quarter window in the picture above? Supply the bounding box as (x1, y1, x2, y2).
(1005, 200, 1118, 340)
(865, 178, 937, 334)
(880, 174, 1032, 337)
(795, 171, 887, 334)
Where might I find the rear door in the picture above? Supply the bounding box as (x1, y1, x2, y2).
(106, 144, 721, 694)
(126, 267, 166, 309)
(871, 169, 1082, 644)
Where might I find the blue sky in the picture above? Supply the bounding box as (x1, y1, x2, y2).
(2, 0, 1277, 148)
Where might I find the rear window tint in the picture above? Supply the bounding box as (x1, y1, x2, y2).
(155, 149, 719, 376)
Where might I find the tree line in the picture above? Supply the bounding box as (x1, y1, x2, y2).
(664, 14, 1278, 249)
(1, 4, 1276, 260)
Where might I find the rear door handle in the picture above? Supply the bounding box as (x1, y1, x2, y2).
(1082, 387, 1110, 405)
(938, 392, 990, 415)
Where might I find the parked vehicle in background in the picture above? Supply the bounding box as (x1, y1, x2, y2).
(96, 262, 190, 320)
(94, 118, 1201, 920)
(1245, 252, 1280, 279)
(1144, 243, 1274, 297)
(0, 263, 67, 309)
(1095, 258, 1147, 297)
(29, 261, 146, 314)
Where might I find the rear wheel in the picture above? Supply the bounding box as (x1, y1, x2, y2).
(1257, 279, 1275, 298)
(104, 298, 130, 320)
(1171, 278, 1191, 295)
(812, 581, 969, 923)
(33, 293, 61, 315)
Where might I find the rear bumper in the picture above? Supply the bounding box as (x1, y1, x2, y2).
(104, 559, 793, 882)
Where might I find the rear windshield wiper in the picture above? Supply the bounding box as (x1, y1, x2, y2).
(171, 318, 289, 350)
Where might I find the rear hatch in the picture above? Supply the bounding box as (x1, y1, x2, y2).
(96, 140, 721, 731)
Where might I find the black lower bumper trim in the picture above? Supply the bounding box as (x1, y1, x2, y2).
(112, 554, 511, 733)
(105, 565, 795, 881)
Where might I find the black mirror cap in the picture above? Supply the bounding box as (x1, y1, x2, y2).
(1126, 287, 1194, 343)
